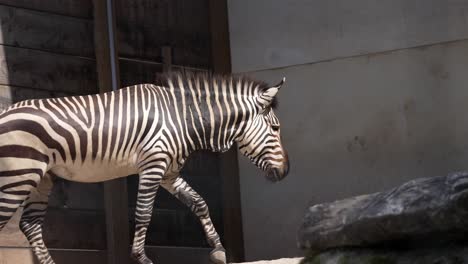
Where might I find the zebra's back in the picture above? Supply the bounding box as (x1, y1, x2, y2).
(0, 84, 166, 183)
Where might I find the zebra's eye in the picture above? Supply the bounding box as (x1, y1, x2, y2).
(272, 125, 280, 132)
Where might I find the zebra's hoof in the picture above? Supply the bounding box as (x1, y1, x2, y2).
(143, 259, 153, 264)
(137, 258, 153, 264)
(209, 247, 226, 264)
(131, 251, 154, 264)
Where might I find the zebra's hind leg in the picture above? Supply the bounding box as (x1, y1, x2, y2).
(162, 177, 226, 264)
(0, 168, 44, 232)
(19, 173, 54, 264)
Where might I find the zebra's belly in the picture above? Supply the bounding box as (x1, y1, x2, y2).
(50, 160, 138, 183)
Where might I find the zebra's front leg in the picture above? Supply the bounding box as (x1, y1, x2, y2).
(162, 177, 226, 264)
(131, 160, 168, 264)
(20, 173, 54, 264)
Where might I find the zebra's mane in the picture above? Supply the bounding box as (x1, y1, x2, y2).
(155, 71, 278, 109)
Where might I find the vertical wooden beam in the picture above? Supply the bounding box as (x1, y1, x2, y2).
(93, 1, 131, 264)
(208, 0, 245, 262)
(161, 46, 173, 73)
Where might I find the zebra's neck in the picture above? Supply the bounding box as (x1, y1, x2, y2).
(162, 77, 256, 156)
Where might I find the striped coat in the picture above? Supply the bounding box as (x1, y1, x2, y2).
(0, 72, 289, 264)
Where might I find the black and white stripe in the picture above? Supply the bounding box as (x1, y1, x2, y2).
(0, 72, 289, 264)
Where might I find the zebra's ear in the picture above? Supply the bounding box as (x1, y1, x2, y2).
(258, 77, 285, 108)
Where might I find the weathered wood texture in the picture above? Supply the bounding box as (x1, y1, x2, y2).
(0, 0, 92, 18)
(0, 207, 106, 249)
(48, 180, 105, 210)
(0, 0, 212, 93)
(0, 85, 71, 110)
(0, 1, 211, 67)
(115, 0, 212, 68)
(0, 248, 107, 264)
(0, 46, 97, 94)
(0, 5, 94, 57)
(0, 247, 211, 264)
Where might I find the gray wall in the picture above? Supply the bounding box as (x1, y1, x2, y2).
(229, 0, 468, 72)
(228, 0, 468, 261)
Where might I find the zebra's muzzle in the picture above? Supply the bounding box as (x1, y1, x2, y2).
(266, 167, 286, 182)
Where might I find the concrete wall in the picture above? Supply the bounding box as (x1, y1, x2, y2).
(229, 0, 468, 72)
(228, 0, 468, 261)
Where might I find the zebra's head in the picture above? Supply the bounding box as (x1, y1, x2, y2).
(237, 77, 290, 182)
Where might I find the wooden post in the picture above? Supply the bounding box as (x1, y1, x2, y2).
(208, 0, 245, 262)
(161, 46, 172, 73)
(92, 1, 131, 264)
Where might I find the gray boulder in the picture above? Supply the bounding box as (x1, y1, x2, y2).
(302, 244, 468, 264)
(298, 171, 468, 251)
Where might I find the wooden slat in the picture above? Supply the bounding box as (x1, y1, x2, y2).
(0, 45, 97, 95)
(115, 0, 212, 68)
(145, 246, 211, 264)
(0, 247, 211, 264)
(0, 1, 211, 68)
(0, 207, 106, 249)
(0, 0, 92, 19)
(0, 85, 71, 113)
(119, 59, 163, 87)
(43, 208, 106, 249)
(0, 84, 72, 111)
(0, 248, 106, 264)
(0, 5, 94, 57)
(48, 180, 105, 211)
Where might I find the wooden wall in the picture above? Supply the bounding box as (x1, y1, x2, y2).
(0, 0, 211, 106)
(0, 0, 219, 254)
(0, 1, 104, 251)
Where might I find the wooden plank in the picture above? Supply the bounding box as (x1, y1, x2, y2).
(0, 5, 94, 57)
(115, 0, 212, 68)
(119, 59, 163, 87)
(0, 84, 72, 111)
(48, 180, 105, 211)
(43, 208, 106, 249)
(0, 248, 37, 264)
(0, 45, 97, 95)
(0, 247, 211, 264)
(0, 248, 106, 264)
(0, 207, 106, 249)
(208, 0, 245, 262)
(0, 0, 92, 19)
(50, 249, 106, 264)
(145, 246, 211, 264)
(93, 0, 131, 263)
(0, 1, 211, 67)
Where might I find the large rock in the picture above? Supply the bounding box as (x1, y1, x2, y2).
(234, 258, 303, 264)
(298, 171, 468, 251)
(302, 243, 468, 264)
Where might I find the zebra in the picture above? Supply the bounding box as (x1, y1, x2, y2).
(0, 72, 290, 264)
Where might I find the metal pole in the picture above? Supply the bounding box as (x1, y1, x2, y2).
(208, 0, 245, 262)
(93, 0, 131, 263)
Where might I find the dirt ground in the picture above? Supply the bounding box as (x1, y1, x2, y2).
(235, 258, 303, 264)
